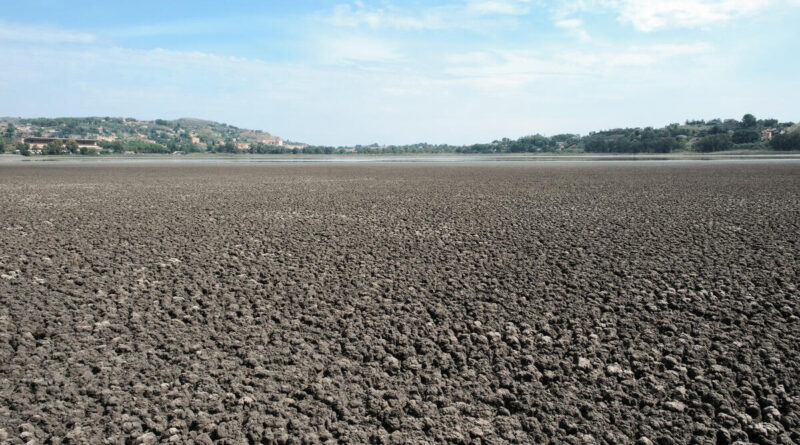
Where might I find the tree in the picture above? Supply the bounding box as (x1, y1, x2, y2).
(647, 137, 680, 153)
(11, 142, 31, 156)
(65, 139, 79, 154)
(769, 132, 800, 151)
(695, 134, 733, 152)
(731, 129, 760, 144)
(43, 139, 63, 155)
(4, 123, 15, 139)
(741, 114, 757, 128)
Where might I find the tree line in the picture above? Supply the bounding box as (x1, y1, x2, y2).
(583, 114, 795, 153)
(3, 114, 799, 155)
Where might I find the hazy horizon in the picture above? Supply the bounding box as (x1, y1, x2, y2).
(1, 1, 798, 145)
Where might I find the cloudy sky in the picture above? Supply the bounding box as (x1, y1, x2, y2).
(1, 0, 798, 145)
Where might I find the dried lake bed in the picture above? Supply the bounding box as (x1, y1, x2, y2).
(1, 161, 799, 444)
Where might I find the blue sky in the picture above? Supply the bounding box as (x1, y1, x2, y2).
(1, 0, 798, 145)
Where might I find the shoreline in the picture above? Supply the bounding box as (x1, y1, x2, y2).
(2, 151, 800, 165)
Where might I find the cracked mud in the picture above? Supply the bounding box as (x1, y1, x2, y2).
(1, 162, 799, 444)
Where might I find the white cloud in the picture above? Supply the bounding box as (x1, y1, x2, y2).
(326, 4, 448, 29)
(443, 50, 568, 89)
(604, 42, 714, 66)
(107, 21, 218, 38)
(441, 42, 713, 92)
(0, 21, 95, 44)
(616, 0, 774, 31)
(323, 1, 532, 30)
(317, 36, 404, 64)
(553, 0, 777, 31)
(555, 18, 584, 28)
(466, 1, 531, 15)
(555, 18, 592, 41)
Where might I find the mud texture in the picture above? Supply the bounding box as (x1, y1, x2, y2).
(1, 162, 799, 444)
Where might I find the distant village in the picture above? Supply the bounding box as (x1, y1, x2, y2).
(0, 117, 308, 155)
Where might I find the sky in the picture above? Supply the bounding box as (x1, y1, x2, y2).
(1, 0, 798, 145)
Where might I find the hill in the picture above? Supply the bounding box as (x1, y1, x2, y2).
(0, 116, 305, 153)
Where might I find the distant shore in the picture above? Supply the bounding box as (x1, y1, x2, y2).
(2, 151, 800, 165)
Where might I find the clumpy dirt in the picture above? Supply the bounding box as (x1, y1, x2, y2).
(0, 161, 798, 444)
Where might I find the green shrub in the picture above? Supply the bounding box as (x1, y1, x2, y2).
(695, 134, 733, 152)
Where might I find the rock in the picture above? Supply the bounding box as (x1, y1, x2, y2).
(636, 437, 654, 445)
(577, 357, 592, 370)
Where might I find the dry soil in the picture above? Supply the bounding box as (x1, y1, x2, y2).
(0, 161, 798, 444)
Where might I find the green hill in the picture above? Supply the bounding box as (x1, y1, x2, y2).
(0, 116, 303, 153)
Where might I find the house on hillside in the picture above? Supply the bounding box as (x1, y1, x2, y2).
(761, 128, 778, 141)
(24, 137, 99, 149)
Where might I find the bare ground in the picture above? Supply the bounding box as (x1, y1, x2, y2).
(0, 162, 798, 444)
